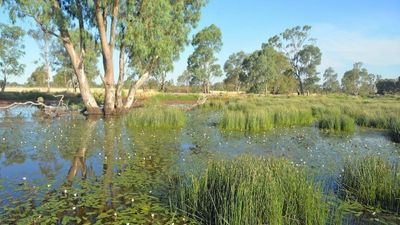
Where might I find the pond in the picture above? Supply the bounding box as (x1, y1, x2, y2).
(0, 106, 399, 224)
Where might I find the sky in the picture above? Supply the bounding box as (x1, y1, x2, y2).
(1, 0, 400, 84)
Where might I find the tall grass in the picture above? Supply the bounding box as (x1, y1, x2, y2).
(318, 114, 356, 133)
(171, 156, 329, 225)
(220, 108, 313, 132)
(340, 156, 400, 213)
(126, 106, 186, 129)
(220, 110, 274, 131)
(389, 118, 400, 143)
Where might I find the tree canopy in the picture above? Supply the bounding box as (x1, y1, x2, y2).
(267, 25, 321, 95)
(187, 24, 223, 93)
(0, 22, 25, 92)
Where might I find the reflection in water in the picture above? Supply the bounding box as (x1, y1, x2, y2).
(0, 107, 399, 224)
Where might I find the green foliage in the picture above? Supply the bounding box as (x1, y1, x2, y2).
(318, 114, 356, 133)
(340, 156, 400, 213)
(376, 77, 400, 95)
(223, 51, 247, 91)
(0, 22, 25, 92)
(267, 25, 321, 94)
(187, 24, 223, 93)
(51, 29, 100, 87)
(240, 46, 289, 94)
(322, 67, 340, 93)
(27, 64, 47, 87)
(220, 110, 274, 132)
(341, 62, 376, 96)
(125, 0, 207, 77)
(126, 107, 186, 129)
(171, 156, 329, 225)
(389, 118, 400, 143)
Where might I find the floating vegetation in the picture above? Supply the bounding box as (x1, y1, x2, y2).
(126, 106, 186, 129)
(318, 114, 356, 133)
(171, 156, 329, 225)
(340, 156, 400, 213)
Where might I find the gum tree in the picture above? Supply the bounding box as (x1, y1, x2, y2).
(0, 23, 25, 92)
(5, 0, 205, 115)
(223, 51, 246, 92)
(268, 25, 321, 95)
(187, 24, 223, 93)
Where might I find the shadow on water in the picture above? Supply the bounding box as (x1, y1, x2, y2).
(0, 106, 399, 224)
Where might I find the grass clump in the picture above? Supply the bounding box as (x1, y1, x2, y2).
(389, 118, 400, 143)
(126, 107, 186, 129)
(220, 110, 274, 132)
(171, 156, 329, 225)
(273, 108, 314, 127)
(340, 156, 400, 213)
(318, 114, 356, 133)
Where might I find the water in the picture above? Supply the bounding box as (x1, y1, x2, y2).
(0, 107, 399, 224)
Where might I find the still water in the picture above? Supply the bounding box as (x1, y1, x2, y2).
(0, 107, 399, 224)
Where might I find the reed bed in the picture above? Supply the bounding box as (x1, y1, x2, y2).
(389, 118, 400, 143)
(126, 106, 186, 129)
(171, 156, 329, 225)
(340, 156, 400, 213)
(200, 95, 399, 134)
(318, 114, 356, 133)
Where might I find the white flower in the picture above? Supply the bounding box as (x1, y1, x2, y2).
(151, 213, 155, 219)
(72, 207, 76, 210)
(22, 177, 27, 181)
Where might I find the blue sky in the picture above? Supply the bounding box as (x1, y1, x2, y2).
(2, 0, 400, 84)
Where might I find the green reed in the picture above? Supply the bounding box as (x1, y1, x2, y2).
(126, 106, 186, 129)
(340, 156, 400, 213)
(170, 156, 329, 225)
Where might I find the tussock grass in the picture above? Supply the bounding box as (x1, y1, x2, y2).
(340, 156, 400, 213)
(389, 118, 400, 143)
(318, 114, 356, 133)
(220, 110, 274, 132)
(126, 106, 186, 129)
(171, 156, 329, 225)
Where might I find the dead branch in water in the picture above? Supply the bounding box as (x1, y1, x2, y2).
(0, 95, 70, 117)
(186, 95, 207, 110)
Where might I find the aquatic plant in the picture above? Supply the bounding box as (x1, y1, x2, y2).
(171, 156, 329, 225)
(126, 107, 186, 129)
(318, 114, 356, 133)
(220, 110, 274, 132)
(340, 156, 400, 213)
(273, 108, 314, 127)
(389, 118, 400, 143)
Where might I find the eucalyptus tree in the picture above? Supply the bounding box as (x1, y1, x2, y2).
(223, 51, 246, 92)
(267, 25, 322, 95)
(187, 24, 223, 93)
(27, 65, 47, 87)
(341, 62, 375, 95)
(322, 67, 340, 93)
(5, 0, 206, 115)
(29, 27, 52, 92)
(0, 23, 25, 92)
(239, 46, 289, 94)
(51, 29, 100, 90)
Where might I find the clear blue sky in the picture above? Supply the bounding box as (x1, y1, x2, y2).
(2, 0, 400, 84)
